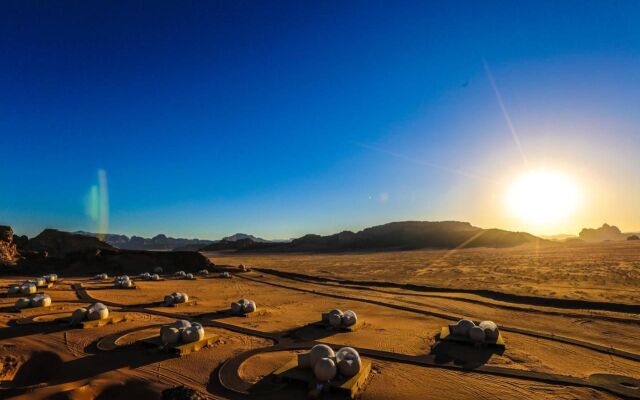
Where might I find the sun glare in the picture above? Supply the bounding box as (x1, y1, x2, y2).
(506, 170, 580, 227)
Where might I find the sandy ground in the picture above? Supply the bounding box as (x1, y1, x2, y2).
(0, 243, 638, 399)
(207, 241, 640, 304)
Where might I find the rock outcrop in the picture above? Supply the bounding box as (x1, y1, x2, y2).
(25, 229, 114, 258)
(0, 225, 19, 265)
(578, 223, 626, 242)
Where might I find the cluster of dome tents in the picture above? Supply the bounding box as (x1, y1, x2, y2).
(298, 344, 363, 382)
(323, 309, 358, 329)
(451, 319, 500, 343)
(72, 302, 110, 323)
(7, 274, 58, 295)
(8, 282, 36, 295)
(164, 291, 189, 306)
(140, 272, 162, 281)
(160, 319, 205, 346)
(114, 275, 135, 288)
(174, 270, 196, 280)
(15, 293, 52, 309)
(1, 266, 512, 400)
(230, 298, 256, 315)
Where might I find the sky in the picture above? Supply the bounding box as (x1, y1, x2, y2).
(1, 1, 639, 239)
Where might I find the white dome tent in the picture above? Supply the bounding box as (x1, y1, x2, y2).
(230, 299, 257, 315)
(321, 308, 359, 330)
(443, 318, 504, 347)
(158, 319, 212, 353)
(114, 275, 135, 288)
(163, 292, 189, 306)
(291, 344, 368, 392)
(67, 303, 129, 328)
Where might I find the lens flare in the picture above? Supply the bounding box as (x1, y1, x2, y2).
(84, 169, 109, 236)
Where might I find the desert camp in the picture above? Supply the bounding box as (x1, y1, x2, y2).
(1, 1, 640, 399)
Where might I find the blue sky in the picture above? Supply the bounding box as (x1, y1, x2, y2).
(1, 1, 639, 239)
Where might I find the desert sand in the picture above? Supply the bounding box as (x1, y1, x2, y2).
(0, 242, 639, 399)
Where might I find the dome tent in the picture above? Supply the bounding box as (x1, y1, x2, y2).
(69, 303, 109, 324)
(164, 292, 189, 306)
(20, 282, 37, 295)
(230, 299, 257, 315)
(445, 318, 503, 346)
(478, 320, 500, 341)
(336, 347, 362, 377)
(29, 293, 52, 308)
(296, 345, 363, 383)
(114, 275, 134, 288)
(160, 319, 206, 346)
(314, 358, 337, 382)
(15, 298, 31, 309)
(87, 303, 109, 320)
(322, 308, 358, 329)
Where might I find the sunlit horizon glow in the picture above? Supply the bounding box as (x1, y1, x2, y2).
(506, 170, 581, 231)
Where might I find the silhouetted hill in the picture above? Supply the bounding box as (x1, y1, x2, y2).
(26, 229, 115, 257)
(75, 231, 214, 251)
(199, 238, 280, 252)
(1, 228, 212, 276)
(221, 233, 271, 243)
(203, 221, 545, 253)
(578, 223, 626, 242)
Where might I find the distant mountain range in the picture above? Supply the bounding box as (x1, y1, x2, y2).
(74, 231, 276, 251)
(74, 231, 214, 251)
(71, 221, 640, 253)
(199, 221, 546, 252)
(220, 233, 271, 243)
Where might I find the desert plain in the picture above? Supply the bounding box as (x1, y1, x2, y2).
(1, 241, 639, 399)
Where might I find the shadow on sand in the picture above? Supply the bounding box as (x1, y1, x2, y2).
(284, 322, 341, 342)
(430, 340, 504, 369)
(0, 319, 69, 341)
(5, 345, 176, 396)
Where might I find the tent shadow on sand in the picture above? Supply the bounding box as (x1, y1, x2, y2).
(430, 340, 504, 369)
(283, 322, 342, 342)
(195, 309, 249, 321)
(0, 320, 68, 341)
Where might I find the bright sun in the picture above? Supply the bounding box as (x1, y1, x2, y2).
(506, 170, 580, 227)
